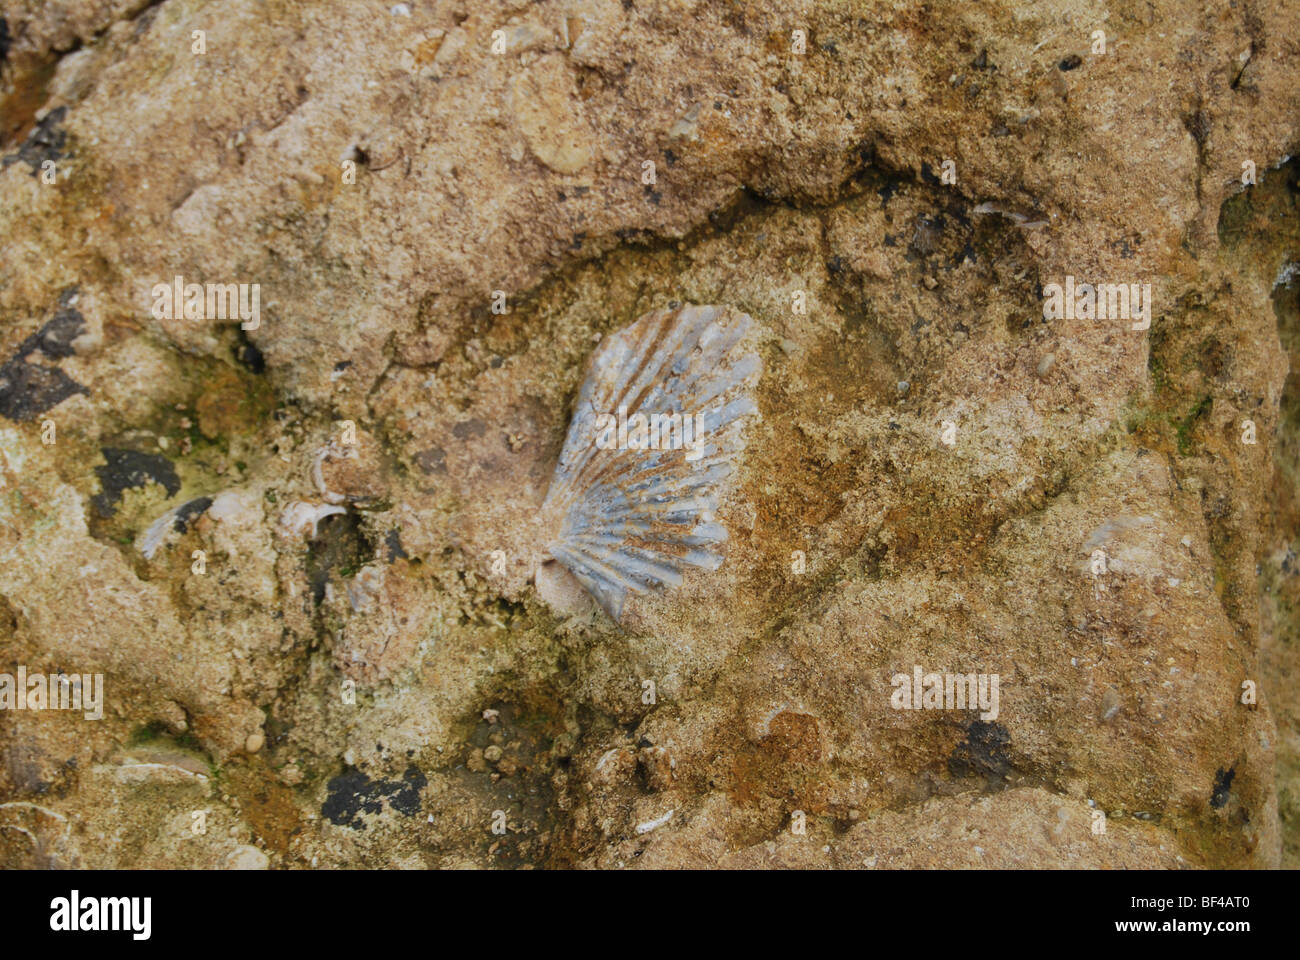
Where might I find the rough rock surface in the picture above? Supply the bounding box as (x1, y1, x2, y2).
(0, 0, 1297, 868)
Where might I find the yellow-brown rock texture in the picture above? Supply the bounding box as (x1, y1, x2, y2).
(0, 0, 1297, 869)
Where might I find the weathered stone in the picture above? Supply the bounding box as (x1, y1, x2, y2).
(0, 0, 1296, 870)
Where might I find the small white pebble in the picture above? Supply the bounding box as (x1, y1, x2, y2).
(225, 845, 269, 870)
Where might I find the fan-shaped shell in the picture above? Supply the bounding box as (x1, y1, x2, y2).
(540, 303, 761, 621)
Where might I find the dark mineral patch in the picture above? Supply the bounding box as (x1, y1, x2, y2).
(92, 448, 181, 517)
(2, 105, 69, 175)
(1210, 766, 1236, 808)
(28, 288, 85, 358)
(948, 720, 1012, 782)
(414, 447, 446, 474)
(452, 418, 486, 440)
(0, 362, 86, 422)
(384, 528, 408, 562)
(173, 496, 214, 532)
(321, 765, 427, 829)
(0, 291, 89, 421)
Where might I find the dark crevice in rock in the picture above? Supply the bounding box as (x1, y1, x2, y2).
(305, 511, 373, 606)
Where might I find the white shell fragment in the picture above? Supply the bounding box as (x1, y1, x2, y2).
(136, 495, 214, 559)
(312, 438, 358, 504)
(636, 809, 675, 834)
(279, 501, 346, 539)
(539, 304, 762, 622)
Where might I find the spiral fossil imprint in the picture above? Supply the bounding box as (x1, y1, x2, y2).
(534, 303, 762, 623)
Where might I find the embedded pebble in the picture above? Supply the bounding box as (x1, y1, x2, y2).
(225, 845, 269, 870)
(1100, 686, 1122, 722)
(510, 55, 594, 174)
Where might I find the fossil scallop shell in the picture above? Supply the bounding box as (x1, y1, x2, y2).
(539, 303, 761, 621)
